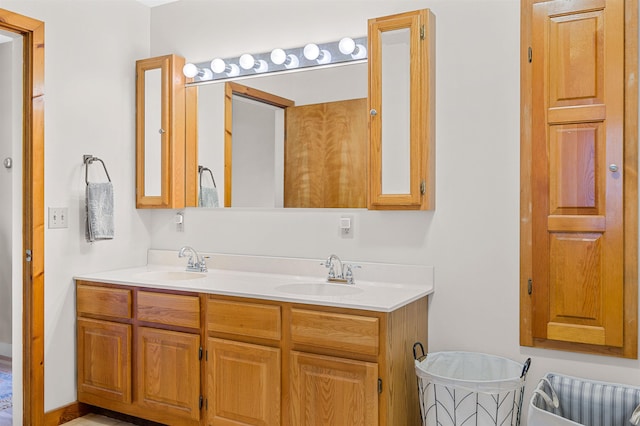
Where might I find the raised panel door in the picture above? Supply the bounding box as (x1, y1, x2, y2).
(290, 351, 378, 426)
(531, 0, 624, 347)
(207, 338, 280, 426)
(136, 327, 201, 421)
(77, 318, 131, 403)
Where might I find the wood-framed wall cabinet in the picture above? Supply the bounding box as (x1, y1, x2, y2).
(368, 9, 435, 210)
(520, 0, 638, 358)
(136, 54, 186, 208)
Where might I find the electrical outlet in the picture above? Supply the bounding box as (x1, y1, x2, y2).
(48, 207, 68, 229)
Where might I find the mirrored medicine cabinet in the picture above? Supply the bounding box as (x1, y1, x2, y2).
(135, 9, 435, 210)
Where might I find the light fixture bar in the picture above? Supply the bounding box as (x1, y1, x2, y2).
(184, 36, 367, 85)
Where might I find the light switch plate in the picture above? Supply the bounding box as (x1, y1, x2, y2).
(48, 207, 68, 229)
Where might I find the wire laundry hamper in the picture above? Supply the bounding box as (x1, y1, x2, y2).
(413, 343, 531, 426)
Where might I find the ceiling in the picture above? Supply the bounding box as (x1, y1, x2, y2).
(136, 0, 180, 7)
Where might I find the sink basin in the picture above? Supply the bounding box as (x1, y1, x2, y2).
(135, 271, 207, 281)
(275, 283, 364, 297)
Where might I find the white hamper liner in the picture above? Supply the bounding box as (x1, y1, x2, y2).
(528, 372, 640, 426)
(413, 344, 530, 426)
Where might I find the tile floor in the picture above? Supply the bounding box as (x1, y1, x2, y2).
(63, 414, 137, 425)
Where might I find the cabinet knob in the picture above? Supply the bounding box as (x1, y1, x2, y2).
(158, 128, 166, 134)
(609, 164, 619, 172)
(370, 109, 378, 116)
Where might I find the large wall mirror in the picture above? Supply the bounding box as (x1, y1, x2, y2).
(192, 62, 367, 209)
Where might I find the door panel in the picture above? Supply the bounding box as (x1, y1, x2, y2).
(137, 327, 201, 420)
(532, 0, 624, 347)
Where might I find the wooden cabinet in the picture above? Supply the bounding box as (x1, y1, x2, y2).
(136, 54, 186, 208)
(290, 351, 378, 426)
(367, 9, 435, 210)
(206, 295, 427, 426)
(77, 318, 131, 403)
(206, 298, 282, 426)
(137, 327, 201, 421)
(77, 283, 427, 425)
(76, 282, 202, 425)
(520, 0, 637, 358)
(207, 338, 281, 425)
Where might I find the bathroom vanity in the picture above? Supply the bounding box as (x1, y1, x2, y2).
(74, 251, 433, 426)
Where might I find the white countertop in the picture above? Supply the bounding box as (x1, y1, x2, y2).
(74, 250, 435, 312)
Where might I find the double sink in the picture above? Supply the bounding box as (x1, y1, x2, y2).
(134, 270, 364, 296)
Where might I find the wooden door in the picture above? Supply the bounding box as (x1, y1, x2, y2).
(284, 98, 367, 208)
(77, 318, 131, 403)
(137, 327, 201, 420)
(289, 351, 378, 426)
(531, 0, 624, 347)
(207, 338, 281, 426)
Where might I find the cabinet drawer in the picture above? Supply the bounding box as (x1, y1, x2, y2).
(208, 299, 281, 340)
(291, 308, 379, 356)
(77, 284, 132, 319)
(137, 291, 200, 329)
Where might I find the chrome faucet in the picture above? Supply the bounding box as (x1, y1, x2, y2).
(321, 254, 361, 284)
(178, 246, 208, 272)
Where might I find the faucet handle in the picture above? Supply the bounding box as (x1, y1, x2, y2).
(320, 261, 336, 278)
(344, 264, 361, 284)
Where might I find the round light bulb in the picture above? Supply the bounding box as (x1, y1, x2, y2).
(338, 37, 356, 55)
(182, 63, 198, 78)
(303, 43, 320, 60)
(285, 54, 299, 69)
(270, 48, 286, 65)
(210, 58, 227, 74)
(352, 44, 367, 60)
(239, 53, 256, 70)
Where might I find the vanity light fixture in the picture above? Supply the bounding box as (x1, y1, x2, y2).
(303, 43, 332, 64)
(182, 63, 214, 80)
(183, 35, 367, 84)
(338, 37, 367, 60)
(210, 58, 240, 77)
(239, 53, 269, 73)
(270, 48, 300, 69)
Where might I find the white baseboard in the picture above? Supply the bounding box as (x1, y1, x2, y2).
(0, 342, 11, 358)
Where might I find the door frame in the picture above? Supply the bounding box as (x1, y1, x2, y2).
(0, 8, 45, 424)
(223, 82, 294, 207)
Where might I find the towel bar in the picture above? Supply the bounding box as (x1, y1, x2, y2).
(84, 154, 111, 185)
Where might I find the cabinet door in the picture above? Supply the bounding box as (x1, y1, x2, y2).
(290, 351, 378, 426)
(77, 318, 131, 403)
(136, 54, 186, 208)
(207, 338, 280, 426)
(137, 327, 201, 421)
(530, 0, 625, 348)
(368, 9, 435, 210)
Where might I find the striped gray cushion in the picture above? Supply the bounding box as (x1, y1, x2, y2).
(534, 373, 640, 426)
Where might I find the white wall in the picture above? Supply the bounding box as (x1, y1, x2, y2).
(0, 0, 637, 421)
(148, 0, 640, 422)
(0, 0, 152, 413)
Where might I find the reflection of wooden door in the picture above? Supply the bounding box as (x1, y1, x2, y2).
(531, 0, 624, 347)
(285, 98, 367, 208)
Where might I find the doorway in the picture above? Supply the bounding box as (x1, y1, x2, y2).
(0, 8, 45, 426)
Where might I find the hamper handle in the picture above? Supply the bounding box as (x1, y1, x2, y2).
(520, 358, 531, 378)
(412, 342, 426, 361)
